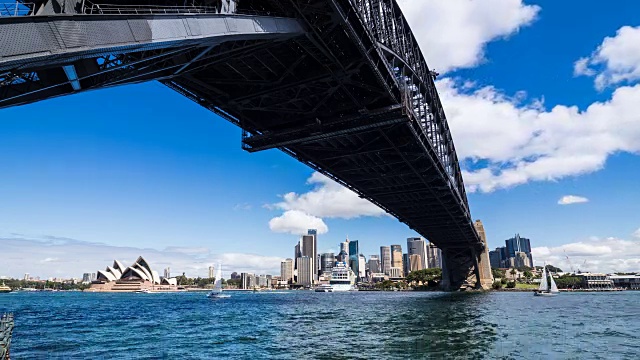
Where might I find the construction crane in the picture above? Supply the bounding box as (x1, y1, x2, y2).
(564, 250, 575, 273)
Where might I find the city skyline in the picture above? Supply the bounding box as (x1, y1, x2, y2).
(3, 1, 640, 278)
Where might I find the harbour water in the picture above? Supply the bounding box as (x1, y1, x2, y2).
(1, 291, 639, 359)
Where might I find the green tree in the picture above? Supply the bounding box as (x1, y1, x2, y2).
(492, 268, 505, 279)
(506, 281, 516, 289)
(492, 280, 503, 290)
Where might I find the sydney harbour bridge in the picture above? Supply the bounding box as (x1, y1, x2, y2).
(0, 0, 492, 290)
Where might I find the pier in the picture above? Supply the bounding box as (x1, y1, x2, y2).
(0, 313, 14, 360)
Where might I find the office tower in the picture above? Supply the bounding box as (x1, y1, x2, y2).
(407, 237, 428, 270)
(91, 273, 96, 281)
(302, 233, 317, 281)
(489, 248, 503, 268)
(308, 229, 319, 280)
(341, 238, 350, 259)
(514, 252, 531, 268)
(409, 254, 422, 272)
(163, 267, 171, 279)
(368, 255, 381, 274)
(505, 234, 533, 267)
(294, 241, 302, 270)
(403, 253, 411, 276)
(82, 273, 91, 283)
(266, 275, 273, 289)
(426, 242, 442, 268)
(380, 246, 391, 275)
(358, 254, 366, 279)
(390, 245, 403, 275)
(23, 273, 29, 281)
(297, 256, 313, 286)
(208, 266, 215, 279)
(281, 258, 294, 284)
(321, 253, 335, 274)
(349, 240, 359, 277)
(230, 272, 239, 280)
(241, 272, 255, 289)
(258, 275, 268, 288)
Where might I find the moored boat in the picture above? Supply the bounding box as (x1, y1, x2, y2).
(0, 282, 11, 293)
(534, 264, 559, 296)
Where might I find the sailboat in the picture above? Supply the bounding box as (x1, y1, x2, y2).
(534, 264, 559, 296)
(207, 264, 229, 299)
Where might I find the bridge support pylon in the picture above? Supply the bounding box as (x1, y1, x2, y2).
(475, 220, 494, 290)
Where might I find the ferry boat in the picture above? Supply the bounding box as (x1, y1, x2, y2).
(0, 281, 11, 293)
(329, 261, 357, 292)
(315, 284, 333, 292)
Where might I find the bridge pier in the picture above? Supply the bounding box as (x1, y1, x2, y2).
(474, 220, 494, 290)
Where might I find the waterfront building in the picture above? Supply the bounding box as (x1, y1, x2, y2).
(368, 255, 381, 274)
(575, 273, 614, 289)
(208, 266, 215, 279)
(258, 275, 268, 288)
(297, 256, 313, 286)
(506, 234, 533, 267)
(407, 237, 428, 270)
(609, 274, 640, 289)
(91, 273, 96, 281)
(163, 267, 171, 279)
(320, 253, 335, 274)
(390, 245, 403, 275)
(90, 256, 178, 292)
(82, 273, 92, 284)
(426, 242, 442, 268)
(358, 254, 366, 279)
(230, 272, 239, 280)
(370, 273, 386, 283)
(380, 246, 391, 275)
(348, 240, 360, 279)
(241, 273, 256, 289)
(409, 254, 422, 272)
(281, 258, 294, 284)
(302, 232, 318, 282)
(388, 267, 403, 279)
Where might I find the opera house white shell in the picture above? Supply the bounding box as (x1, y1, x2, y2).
(94, 256, 175, 289)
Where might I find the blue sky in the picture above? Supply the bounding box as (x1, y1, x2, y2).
(2, 0, 640, 277)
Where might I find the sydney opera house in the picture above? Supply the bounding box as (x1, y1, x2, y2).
(90, 256, 178, 292)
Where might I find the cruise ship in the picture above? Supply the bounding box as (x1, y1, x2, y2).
(329, 261, 357, 292)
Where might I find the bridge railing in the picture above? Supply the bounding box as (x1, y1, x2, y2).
(0, 313, 14, 360)
(0, 1, 34, 16)
(84, 2, 219, 15)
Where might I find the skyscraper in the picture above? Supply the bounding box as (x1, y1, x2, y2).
(358, 254, 366, 279)
(380, 246, 391, 275)
(302, 231, 317, 281)
(348, 240, 359, 278)
(403, 253, 411, 276)
(163, 267, 171, 279)
(426, 242, 442, 268)
(320, 253, 335, 274)
(281, 258, 294, 284)
(308, 229, 319, 280)
(297, 256, 313, 286)
(506, 234, 533, 266)
(489, 248, 503, 268)
(294, 240, 301, 271)
(407, 237, 428, 270)
(409, 254, 423, 272)
(390, 244, 403, 275)
(368, 255, 381, 274)
(208, 266, 214, 279)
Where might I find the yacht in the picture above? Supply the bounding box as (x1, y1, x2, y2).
(207, 263, 230, 299)
(0, 281, 11, 293)
(329, 261, 357, 292)
(134, 288, 150, 294)
(534, 264, 559, 296)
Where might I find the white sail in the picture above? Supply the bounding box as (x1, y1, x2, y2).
(549, 271, 559, 293)
(212, 264, 223, 294)
(538, 266, 548, 292)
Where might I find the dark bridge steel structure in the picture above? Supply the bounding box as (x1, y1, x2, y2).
(0, 0, 489, 289)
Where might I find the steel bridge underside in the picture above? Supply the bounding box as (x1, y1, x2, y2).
(0, 0, 485, 289)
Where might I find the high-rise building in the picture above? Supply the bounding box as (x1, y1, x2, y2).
(505, 234, 533, 267)
(348, 240, 359, 278)
(294, 241, 302, 270)
(208, 266, 215, 279)
(514, 251, 531, 268)
(358, 254, 366, 279)
(403, 253, 411, 276)
(82, 273, 92, 283)
(409, 254, 423, 272)
(258, 275, 268, 288)
(302, 232, 317, 281)
(230, 272, 239, 280)
(341, 238, 350, 258)
(390, 245, 403, 275)
(368, 255, 381, 274)
(426, 242, 442, 268)
(320, 253, 335, 274)
(241, 273, 256, 289)
(308, 229, 319, 280)
(281, 258, 294, 284)
(489, 248, 504, 268)
(297, 256, 313, 286)
(407, 237, 428, 270)
(163, 267, 171, 279)
(380, 246, 391, 275)
(23, 273, 29, 282)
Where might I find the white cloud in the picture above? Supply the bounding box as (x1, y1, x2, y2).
(268, 210, 328, 235)
(0, 235, 283, 279)
(271, 172, 385, 219)
(557, 195, 589, 205)
(633, 228, 640, 239)
(532, 234, 640, 273)
(397, 0, 539, 73)
(439, 79, 640, 192)
(574, 26, 640, 89)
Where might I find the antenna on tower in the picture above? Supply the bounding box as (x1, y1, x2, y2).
(564, 250, 575, 273)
